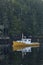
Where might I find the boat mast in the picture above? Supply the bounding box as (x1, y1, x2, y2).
(22, 33, 26, 40)
(22, 33, 24, 40)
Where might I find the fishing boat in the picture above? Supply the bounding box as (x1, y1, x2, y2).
(12, 33, 32, 52)
(12, 34, 39, 53)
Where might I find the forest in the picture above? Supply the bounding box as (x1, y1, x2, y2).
(0, 0, 43, 39)
(0, 0, 43, 65)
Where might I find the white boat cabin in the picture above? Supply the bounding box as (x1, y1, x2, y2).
(17, 39, 31, 43)
(16, 38, 32, 52)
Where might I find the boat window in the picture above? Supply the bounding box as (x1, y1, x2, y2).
(28, 40, 31, 41)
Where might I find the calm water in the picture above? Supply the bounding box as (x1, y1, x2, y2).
(0, 42, 43, 65)
(11, 48, 39, 65)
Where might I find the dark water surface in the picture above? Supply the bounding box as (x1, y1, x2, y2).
(11, 48, 39, 65)
(0, 39, 43, 65)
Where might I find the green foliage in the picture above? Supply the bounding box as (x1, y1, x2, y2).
(10, 16, 22, 35)
(0, 0, 43, 38)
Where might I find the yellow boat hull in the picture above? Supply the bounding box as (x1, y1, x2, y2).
(12, 41, 40, 51)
